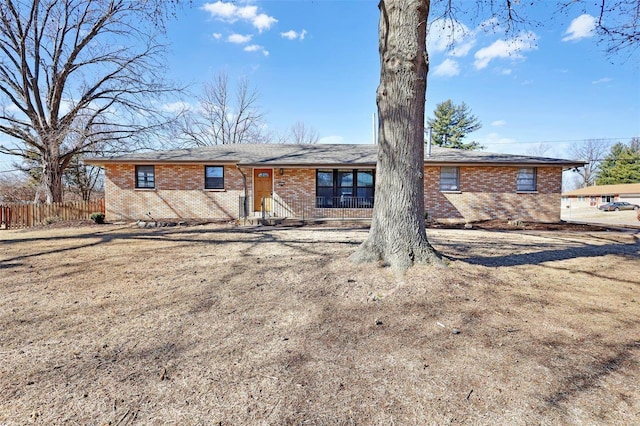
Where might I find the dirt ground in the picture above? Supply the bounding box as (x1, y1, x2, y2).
(1, 222, 639, 425)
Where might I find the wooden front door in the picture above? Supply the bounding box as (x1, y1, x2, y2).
(253, 169, 273, 212)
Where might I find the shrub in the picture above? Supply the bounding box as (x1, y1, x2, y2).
(90, 212, 105, 224)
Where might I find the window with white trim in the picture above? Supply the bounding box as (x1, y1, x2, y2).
(517, 168, 537, 191)
(205, 166, 224, 189)
(439, 167, 459, 191)
(135, 165, 155, 189)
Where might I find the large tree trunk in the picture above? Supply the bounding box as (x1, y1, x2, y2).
(42, 144, 65, 203)
(352, 0, 441, 273)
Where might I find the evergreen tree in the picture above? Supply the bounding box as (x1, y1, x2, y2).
(596, 139, 640, 185)
(426, 100, 483, 150)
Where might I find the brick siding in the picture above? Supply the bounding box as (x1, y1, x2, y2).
(424, 166, 562, 222)
(104, 164, 246, 220)
(104, 163, 562, 222)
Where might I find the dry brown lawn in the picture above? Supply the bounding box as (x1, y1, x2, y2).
(1, 223, 639, 425)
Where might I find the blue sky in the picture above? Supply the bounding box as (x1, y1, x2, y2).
(159, 0, 639, 158)
(1, 0, 639, 173)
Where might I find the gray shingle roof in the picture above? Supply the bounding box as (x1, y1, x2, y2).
(85, 143, 584, 167)
(562, 183, 640, 196)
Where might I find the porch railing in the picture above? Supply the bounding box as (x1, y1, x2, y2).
(241, 195, 374, 221)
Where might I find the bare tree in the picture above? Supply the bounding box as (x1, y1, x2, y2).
(178, 73, 269, 146)
(288, 121, 320, 144)
(568, 139, 611, 187)
(63, 155, 103, 201)
(0, 0, 180, 203)
(526, 143, 553, 157)
(0, 172, 40, 203)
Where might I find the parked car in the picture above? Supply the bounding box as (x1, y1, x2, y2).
(598, 201, 640, 211)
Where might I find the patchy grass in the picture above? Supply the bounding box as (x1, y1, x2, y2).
(1, 224, 639, 425)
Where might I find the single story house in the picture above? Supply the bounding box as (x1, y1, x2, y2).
(85, 143, 584, 223)
(562, 183, 640, 208)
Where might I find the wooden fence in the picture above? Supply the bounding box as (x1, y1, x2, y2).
(0, 199, 105, 230)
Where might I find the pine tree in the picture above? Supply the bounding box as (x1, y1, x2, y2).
(596, 139, 640, 185)
(426, 100, 483, 150)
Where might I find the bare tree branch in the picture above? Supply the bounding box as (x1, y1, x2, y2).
(0, 0, 182, 202)
(287, 121, 320, 144)
(176, 72, 269, 146)
(569, 139, 612, 187)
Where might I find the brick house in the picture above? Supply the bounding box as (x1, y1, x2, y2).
(562, 183, 640, 208)
(86, 144, 583, 223)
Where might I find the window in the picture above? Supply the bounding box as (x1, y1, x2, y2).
(135, 165, 155, 189)
(517, 168, 536, 191)
(316, 169, 375, 208)
(440, 167, 459, 191)
(356, 170, 375, 201)
(205, 166, 224, 189)
(316, 170, 334, 207)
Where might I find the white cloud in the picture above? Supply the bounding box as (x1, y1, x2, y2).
(236, 5, 258, 20)
(162, 101, 193, 113)
(491, 120, 506, 127)
(281, 30, 297, 40)
(427, 17, 508, 58)
(202, 1, 236, 18)
(592, 77, 612, 84)
(252, 13, 277, 32)
(319, 135, 344, 144)
(281, 29, 307, 41)
(477, 133, 519, 154)
(428, 19, 471, 55)
(433, 59, 460, 77)
(449, 40, 475, 57)
(202, 1, 277, 32)
(474, 31, 537, 69)
(212, 32, 222, 39)
(244, 44, 269, 56)
(500, 68, 512, 75)
(562, 14, 596, 41)
(228, 33, 252, 44)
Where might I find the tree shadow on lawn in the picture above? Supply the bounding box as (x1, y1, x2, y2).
(0, 225, 362, 266)
(541, 340, 640, 409)
(437, 233, 639, 270)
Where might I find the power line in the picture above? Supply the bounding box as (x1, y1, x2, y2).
(484, 137, 638, 145)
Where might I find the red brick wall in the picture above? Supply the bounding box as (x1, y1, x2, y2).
(104, 163, 562, 222)
(104, 164, 246, 220)
(272, 168, 373, 219)
(424, 166, 562, 222)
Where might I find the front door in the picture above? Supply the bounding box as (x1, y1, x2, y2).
(253, 169, 273, 212)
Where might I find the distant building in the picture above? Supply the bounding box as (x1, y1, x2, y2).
(562, 183, 640, 207)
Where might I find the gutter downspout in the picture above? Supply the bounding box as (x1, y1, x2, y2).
(236, 165, 248, 225)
